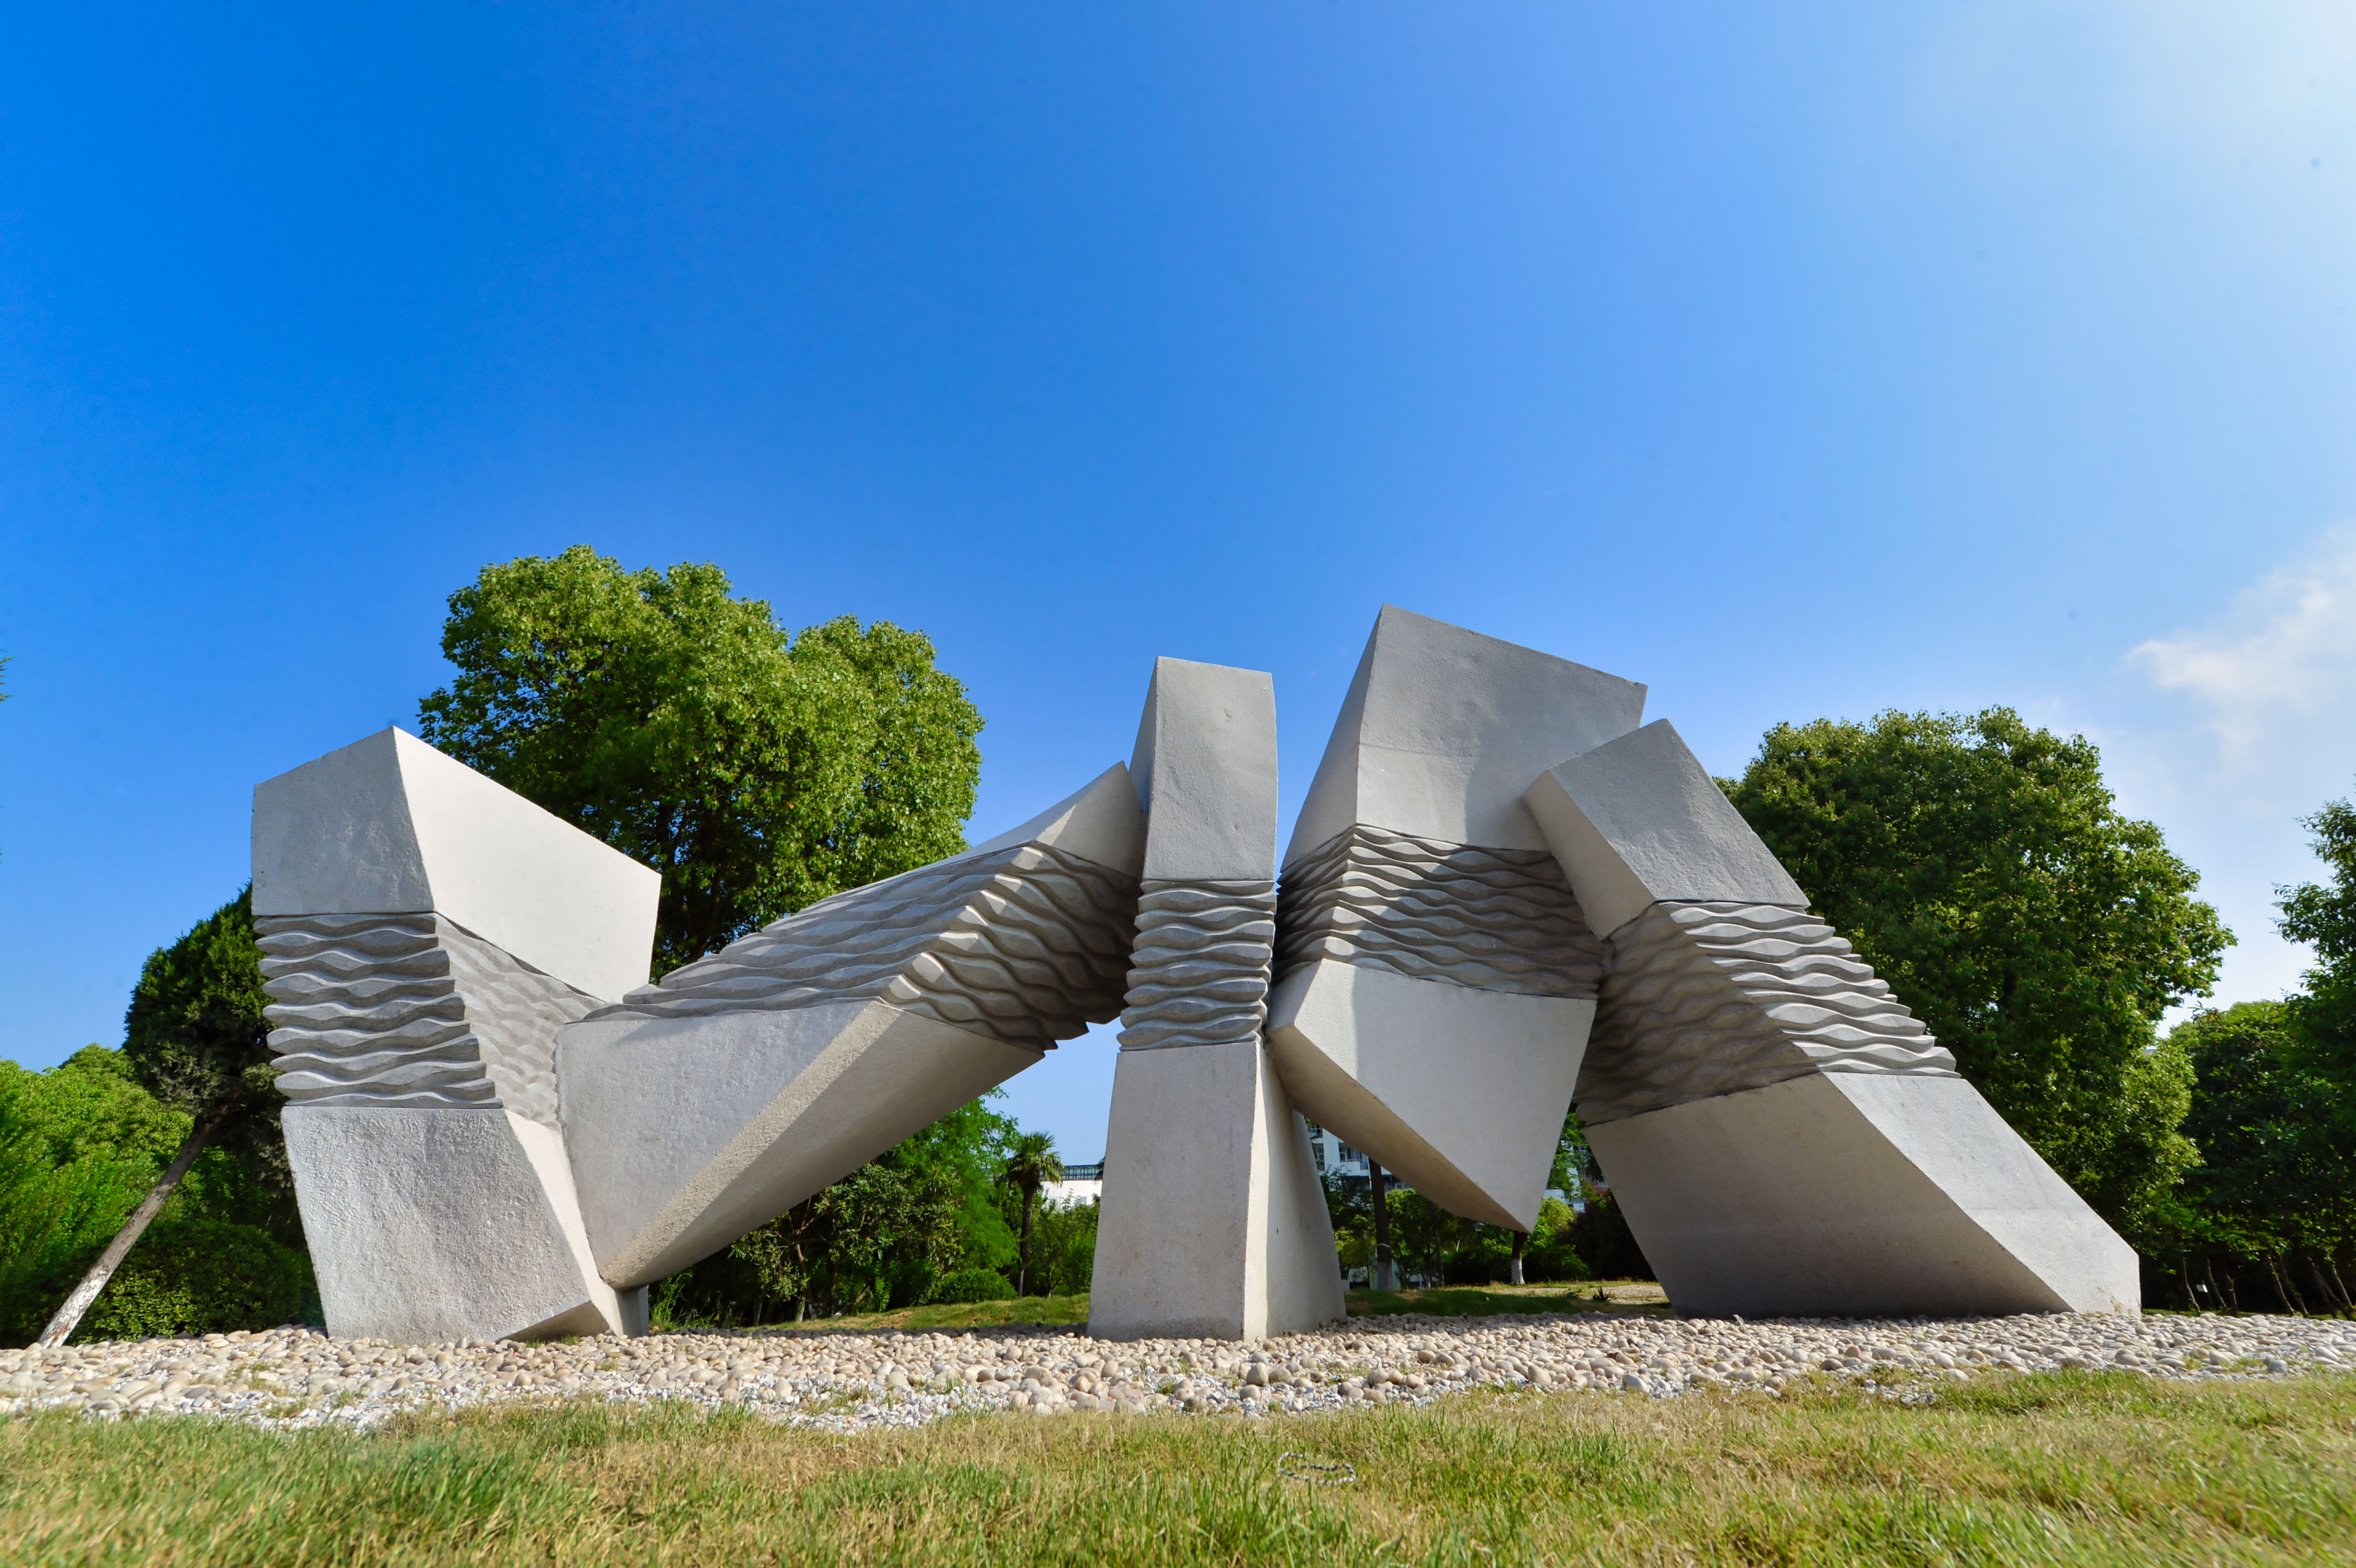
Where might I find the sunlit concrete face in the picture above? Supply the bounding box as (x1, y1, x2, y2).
(1266, 608, 1631, 1233)
(1089, 657, 1345, 1341)
(1527, 719, 2138, 1318)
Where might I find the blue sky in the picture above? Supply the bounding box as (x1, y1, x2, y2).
(4, 2, 2353, 1158)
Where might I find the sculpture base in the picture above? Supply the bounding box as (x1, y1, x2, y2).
(1089, 1039, 1345, 1340)
(284, 1104, 637, 1342)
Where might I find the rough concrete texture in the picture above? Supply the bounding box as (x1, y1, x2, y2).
(1268, 610, 1615, 1234)
(1586, 1071, 2140, 1317)
(1088, 1038, 1344, 1340)
(1093, 655, 1344, 1338)
(1523, 719, 1807, 939)
(1265, 962, 1592, 1229)
(556, 764, 1148, 1287)
(1286, 605, 1646, 865)
(1128, 658, 1280, 881)
(252, 728, 661, 1003)
(284, 1105, 639, 1342)
(1572, 901, 1959, 1126)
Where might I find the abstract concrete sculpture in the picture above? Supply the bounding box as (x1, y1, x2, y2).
(253, 729, 659, 1343)
(1265, 608, 1639, 1230)
(255, 612, 2137, 1343)
(1525, 719, 2139, 1315)
(1090, 658, 1345, 1339)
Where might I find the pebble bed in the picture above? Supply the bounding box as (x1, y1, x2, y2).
(4, 1310, 2353, 1432)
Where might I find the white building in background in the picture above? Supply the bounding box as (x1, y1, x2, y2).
(1039, 1160, 1103, 1209)
(1306, 1123, 1374, 1183)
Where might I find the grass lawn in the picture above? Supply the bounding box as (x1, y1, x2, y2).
(7, 1370, 2354, 1565)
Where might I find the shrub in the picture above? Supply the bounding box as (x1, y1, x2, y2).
(933, 1266, 1015, 1304)
(78, 1217, 317, 1341)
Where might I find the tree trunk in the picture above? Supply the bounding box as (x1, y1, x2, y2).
(37, 1101, 234, 1347)
(1510, 1230, 1526, 1287)
(1018, 1187, 1036, 1296)
(2176, 1252, 2196, 1311)
(2306, 1250, 2347, 1313)
(2265, 1251, 2304, 1315)
(1370, 1162, 1394, 1293)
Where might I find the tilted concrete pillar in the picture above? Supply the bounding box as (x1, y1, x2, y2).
(1524, 719, 2139, 1317)
(556, 765, 1146, 1288)
(1265, 607, 1641, 1230)
(1089, 658, 1344, 1340)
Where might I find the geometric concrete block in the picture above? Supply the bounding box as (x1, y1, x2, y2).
(1287, 606, 1647, 862)
(253, 727, 661, 1002)
(1522, 719, 1805, 940)
(1089, 1038, 1343, 1340)
(1091, 658, 1343, 1339)
(283, 1105, 644, 1342)
(1523, 717, 2140, 1316)
(1265, 961, 1589, 1229)
(558, 764, 1149, 1288)
(1267, 611, 1636, 1231)
(252, 731, 662, 1340)
(1584, 1074, 2141, 1316)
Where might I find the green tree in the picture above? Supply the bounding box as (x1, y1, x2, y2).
(34, 891, 287, 1345)
(416, 546, 984, 975)
(648, 1095, 1018, 1326)
(999, 1132, 1063, 1296)
(0, 1048, 183, 1341)
(2162, 1002, 2340, 1311)
(2280, 791, 2356, 1135)
(1725, 708, 2225, 1226)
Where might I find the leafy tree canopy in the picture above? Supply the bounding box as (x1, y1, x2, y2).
(120, 888, 295, 1239)
(1725, 707, 2226, 1223)
(417, 546, 984, 975)
(2280, 793, 2356, 1100)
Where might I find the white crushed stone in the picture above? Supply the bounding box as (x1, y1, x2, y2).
(4, 1309, 2351, 1431)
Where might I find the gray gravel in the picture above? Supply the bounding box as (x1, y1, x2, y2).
(5, 1308, 2352, 1432)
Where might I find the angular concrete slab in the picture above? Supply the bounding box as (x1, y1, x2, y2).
(253, 727, 661, 1003)
(561, 1002, 1042, 1286)
(1265, 961, 1591, 1229)
(557, 764, 1148, 1288)
(1269, 611, 1632, 1232)
(1089, 1038, 1342, 1340)
(1585, 1074, 2140, 1317)
(284, 1105, 643, 1342)
(1522, 719, 1806, 940)
(1523, 718, 2138, 1316)
(1287, 605, 1647, 863)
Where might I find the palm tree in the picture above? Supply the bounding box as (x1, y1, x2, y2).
(1000, 1132, 1064, 1296)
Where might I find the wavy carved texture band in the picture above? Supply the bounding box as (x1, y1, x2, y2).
(257, 913, 592, 1123)
(1118, 879, 1277, 1050)
(1574, 901, 1960, 1125)
(591, 841, 1142, 1052)
(1276, 824, 1603, 998)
